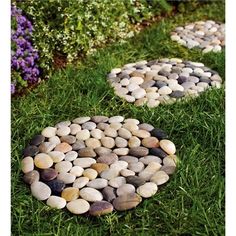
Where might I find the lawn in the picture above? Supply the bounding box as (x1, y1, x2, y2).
(11, 2, 225, 236)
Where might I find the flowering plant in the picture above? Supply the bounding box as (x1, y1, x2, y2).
(11, 5, 40, 95)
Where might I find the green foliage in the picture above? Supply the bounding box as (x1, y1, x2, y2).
(14, 0, 172, 77)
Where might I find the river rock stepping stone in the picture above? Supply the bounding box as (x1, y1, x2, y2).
(21, 116, 179, 216)
(171, 20, 225, 53)
(107, 58, 222, 107)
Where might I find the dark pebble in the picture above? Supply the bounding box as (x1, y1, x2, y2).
(150, 148, 168, 159)
(169, 90, 185, 98)
(72, 140, 85, 151)
(171, 67, 182, 74)
(150, 128, 168, 140)
(126, 176, 146, 187)
(199, 76, 211, 84)
(89, 201, 113, 216)
(30, 135, 45, 146)
(155, 81, 167, 88)
(46, 179, 65, 195)
(177, 76, 188, 84)
(158, 70, 170, 77)
(129, 147, 149, 157)
(23, 170, 40, 184)
(40, 168, 58, 181)
(102, 186, 116, 202)
(60, 135, 76, 144)
(23, 145, 39, 157)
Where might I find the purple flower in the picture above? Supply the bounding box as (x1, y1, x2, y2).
(11, 4, 40, 94)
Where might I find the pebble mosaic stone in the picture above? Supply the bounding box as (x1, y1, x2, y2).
(21, 116, 178, 216)
(170, 20, 225, 53)
(107, 58, 222, 108)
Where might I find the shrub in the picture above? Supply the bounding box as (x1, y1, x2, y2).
(13, 0, 172, 78)
(11, 5, 40, 95)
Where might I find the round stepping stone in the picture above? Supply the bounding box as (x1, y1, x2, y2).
(21, 116, 178, 216)
(171, 20, 225, 53)
(107, 58, 222, 107)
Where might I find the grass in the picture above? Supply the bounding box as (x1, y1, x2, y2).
(11, 2, 225, 236)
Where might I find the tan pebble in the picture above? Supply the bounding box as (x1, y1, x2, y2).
(90, 129, 104, 139)
(91, 163, 109, 174)
(142, 137, 159, 148)
(76, 129, 90, 140)
(34, 153, 53, 169)
(83, 168, 98, 180)
(122, 123, 139, 132)
(61, 187, 80, 201)
(101, 137, 115, 148)
(128, 136, 141, 148)
(134, 97, 148, 106)
(118, 128, 132, 139)
(85, 138, 101, 149)
(150, 170, 169, 185)
(54, 142, 72, 153)
(132, 129, 150, 138)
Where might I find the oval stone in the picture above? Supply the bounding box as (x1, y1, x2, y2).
(126, 176, 146, 187)
(149, 148, 168, 159)
(78, 147, 96, 157)
(34, 153, 53, 169)
(55, 161, 72, 173)
(139, 155, 162, 165)
(128, 162, 145, 173)
(85, 138, 101, 149)
(61, 187, 80, 201)
(128, 136, 141, 148)
(87, 178, 108, 189)
(90, 129, 104, 139)
(115, 137, 128, 148)
(39, 142, 56, 153)
(73, 158, 96, 168)
(102, 186, 116, 202)
(94, 147, 111, 156)
(49, 136, 61, 145)
(21, 156, 34, 174)
(109, 176, 126, 188)
(46, 179, 65, 195)
(142, 137, 159, 148)
(120, 169, 135, 177)
(139, 162, 162, 181)
(79, 187, 103, 202)
(159, 140, 176, 155)
(116, 184, 135, 196)
(23, 145, 39, 157)
(23, 170, 40, 184)
(89, 201, 113, 216)
(30, 135, 45, 146)
(83, 168, 98, 180)
(137, 182, 158, 198)
(129, 147, 149, 157)
(69, 124, 81, 135)
(56, 126, 71, 136)
(97, 153, 118, 165)
(60, 135, 76, 144)
(41, 127, 57, 138)
(69, 166, 84, 177)
(54, 142, 72, 153)
(118, 128, 132, 139)
(76, 129, 90, 140)
(150, 128, 168, 140)
(91, 163, 109, 174)
(113, 193, 142, 211)
(31, 181, 51, 200)
(57, 173, 76, 184)
(150, 170, 169, 185)
(40, 168, 58, 181)
(46, 196, 66, 209)
(48, 151, 65, 163)
(100, 168, 120, 180)
(101, 137, 115, 149)
(66, 199, 90, 214)
(64, 151, 78, 161)
(131, 130, 151, 138)
(73, 177, 89, 189)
